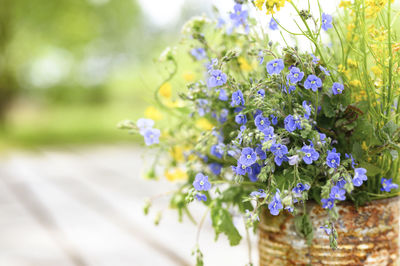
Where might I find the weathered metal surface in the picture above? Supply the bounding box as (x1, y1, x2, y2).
(259, 197, 400, 265)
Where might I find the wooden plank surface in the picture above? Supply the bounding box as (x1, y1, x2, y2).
(0, 145, 258, 266)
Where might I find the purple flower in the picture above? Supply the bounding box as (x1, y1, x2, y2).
(231, 90, 245, 106)
(352, 168, 367, 187)
(196, 99, 209, 116)
(319, 133, 326, 144)
(258, 51, 264, 65)
(267, 116, 276, 126)
(257, 89, 265, 97)
(209, 163, 222, 175)
(250, 189, 266, 198)
(235, 113, 247, 125)
(319, 65, 330, 76)
(292, 183, 310, 194)
(255, 114, 270, 131)
(249, 163, 262, 182)
(191, 48, 207, 60)
(302, 101, 312, 119)
(269, 18, 278, 30)
(345, 153, 357, 168)
(320, 225, 332, 235)
(381, 178, 399, 192)
(337, 177, 346, 188)
(255, 145, 267, 160)
(143, 128, 161, 146)
(207, 69, 227, 88)
(211, 144, 224, 159)
(232, 162, 251, 175)
(304, 74, 322, 92)
(321, 13, 333, 31)
(284, 114, 301, 132)
(266, 59, 284, 75)
(330, 185, 346, 201)
(218, 89, 228, 101)
(230, 4, 248, 28)
(216, 17, 225, 29)
(301, 145, 320, 164)
(332, 82, 344, 95)
(268, 189, 283, 216)
(193, 173, 211, 191)
(321, 198, 335, 209)
(196, 193, 207, 201)
(271, 143, 288, 157)
(274, 154, 288, 166)
(239, 147, 257, 166)
(326, 148, 340, 168)
(310, 54, 319, 64)
(219, 109, 229, 123)
(287, 67, 304, 84)
(263, 126, 275, 141)
(137, 118, 155, 134)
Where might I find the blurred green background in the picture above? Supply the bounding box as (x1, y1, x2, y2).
(0, 0, 208, 151)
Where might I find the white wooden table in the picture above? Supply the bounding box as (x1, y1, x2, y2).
(0, 145, 257, 266)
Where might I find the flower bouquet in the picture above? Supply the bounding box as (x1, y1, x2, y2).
(120, 0, 400, 264)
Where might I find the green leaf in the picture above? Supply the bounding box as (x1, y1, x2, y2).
(382, 120, 399, 136)
(210, 202, 242, 246)
(321, 96, 336, 118)
(294, 214, 314, 245)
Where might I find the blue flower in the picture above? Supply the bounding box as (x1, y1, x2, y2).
(304, 74, 322, 92)
(196, 99, 209, 116)
(321, 198, 335, 209)
(332, 82, 344, 95)
(301, 145, 320, 164)
(284, 114, 301, 132)
(239, 147, 257, 166)
(249, 163, 261, 182)
(209, 163, 222, 175)
(257, 89, 265, 97)
(302, 101, 312, 119)
(270, 115, 278, 125)
(345, 153, 357, 168)
(258, 51, 264, 65)
(137, 118, 155, 134)
(218, 89, 228, 101)
(282, 83, 296, 94)
(230, 4, 248, 28)
(231, 90, 245, 106)
(255, 144, 267, 160)
(329, 185, 346, 201)
(250, 189, 266, 198)
(193, 173, 211, 191)
(255, 114, 270, 131)
(292, 183, 310, 194)
(216, 17, 225, 29)
(310, 54, 320, 64)
(143, 128, 161, 146)
(195, 193, 207, 201)
(269, 18, 278, 30)
(288, 155, 300, 165)
(319, 133, 326, 144)
(319, 65, 330, 76)
(352, 168, 367, 187)
(381, 178, 399, 192)
(191, 48, 207, 60)
(268, 189, 283, 216)
(321, 13, 333, 31)
(326, 148, 340, 168)
(266, 59, 284, 75)
(320, 225, 332, 235)
(219, 109, 229, 123)
(207, 69, 227, 88)
(337, 177, 346, 188)
(211, 144, 224, 159)
(206, 58, 218, 72)
(271, 143, 288, 157)
(232, 162, 251, 175)
(235, 113, 247, 125)
(262, 126, 275, 141)
(287, 67, 304, 84)
(274, 154, 288, 166)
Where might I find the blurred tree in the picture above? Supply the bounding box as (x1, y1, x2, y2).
(0, 0, 140, 126)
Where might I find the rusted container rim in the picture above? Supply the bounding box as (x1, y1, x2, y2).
(305, 195, 400, 208)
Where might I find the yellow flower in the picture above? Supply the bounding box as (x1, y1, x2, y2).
(371, 65, 382, 76)
(238, 56, 252, 72)
(196, 118, 214, 131)
(362, 141, 368, 151)
(265, 0, 290, 14)
(159, 82, 172, 99)
(339, 0, 351, 8)
(183, 71, 195, 82)
(165, 168, 188, 182)
(338, 64, 350, 79)
(145, 106, 163, 121)
(347, 58, 358, 69)
(255, 0, 265, 10)
(170, 146, 184, 162)
(350, 80, 362, 87)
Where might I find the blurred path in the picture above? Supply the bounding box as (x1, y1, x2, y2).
(0, 145, 257, 266)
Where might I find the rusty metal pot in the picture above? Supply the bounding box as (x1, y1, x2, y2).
(258, 197, 400, 265)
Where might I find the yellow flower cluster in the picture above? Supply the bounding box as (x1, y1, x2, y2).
(255, 0, 290, 14)
(365, 0, 392, 18)
(165, 168, 187, 181)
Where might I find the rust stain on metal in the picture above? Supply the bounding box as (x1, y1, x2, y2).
(258, 197, 400, 265)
